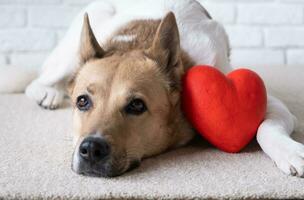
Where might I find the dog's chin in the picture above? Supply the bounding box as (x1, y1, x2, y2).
(76, 165, 120, 178)
(72, 160, 121, 178)
(71, 154, 141, 177)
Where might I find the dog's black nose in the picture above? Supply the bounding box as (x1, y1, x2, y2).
(79, 137, 110, 162)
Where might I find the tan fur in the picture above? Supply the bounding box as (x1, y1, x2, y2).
(70, 12, 195, 176)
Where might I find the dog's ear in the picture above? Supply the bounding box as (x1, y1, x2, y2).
(68, 13, 105, 97)
(79, 13, 105, 64)
(147, 12, 181, 74)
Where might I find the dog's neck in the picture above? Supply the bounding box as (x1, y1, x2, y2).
(105, 20, 160, 53)
(104, 19, 195, 70)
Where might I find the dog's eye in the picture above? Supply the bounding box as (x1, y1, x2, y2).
(125, 98, 147, 115)
(76, 95, 92, 111)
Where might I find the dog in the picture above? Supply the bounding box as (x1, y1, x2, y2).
(1, 0, 302, 177)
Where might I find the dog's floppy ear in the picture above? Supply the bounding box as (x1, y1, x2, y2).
(147, 12, 181, 74)
(79, 13, 105, 64)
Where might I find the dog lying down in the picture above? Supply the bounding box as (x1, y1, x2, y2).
(1, 0, 302, 177)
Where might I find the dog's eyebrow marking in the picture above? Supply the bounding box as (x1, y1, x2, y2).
(112, 34, 137, 42)
(87, 84, 96, 95)
(126, 93, 137, 103)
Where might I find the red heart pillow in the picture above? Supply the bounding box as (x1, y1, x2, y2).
(182, 65, 267, 153)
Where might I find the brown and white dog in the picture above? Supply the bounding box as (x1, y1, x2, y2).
(1, 0, 301, 177)
(69, 12, 197, 177)
(69, 11, 300, 177)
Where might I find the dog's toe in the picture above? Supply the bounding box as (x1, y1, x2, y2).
(275, 160, 294, 176)
(41, 90, 55, 109)
(51, 90, 64, 109)
(274, 141, 304, 177)
(25, 80, 64, 110)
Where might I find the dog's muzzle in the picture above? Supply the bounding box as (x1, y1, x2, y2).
(72, 135, 141, 177)
(72, 136, 115, 177)
(79, 137, 110, 163)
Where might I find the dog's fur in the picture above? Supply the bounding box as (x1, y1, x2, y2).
(2, 0, 303, 177)
(70, 13, 197, 176)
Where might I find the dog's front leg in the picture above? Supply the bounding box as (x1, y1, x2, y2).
(25, 7, 85, 109)
(25, 39, 79, 109)
(25, 1, 115, 109)
(257, 95, 303, 176)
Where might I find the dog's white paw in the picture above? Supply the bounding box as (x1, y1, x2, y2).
(272, 140, 304, 177)
(25, 80, 64, 110)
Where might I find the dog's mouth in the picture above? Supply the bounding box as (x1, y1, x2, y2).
(78, 160, 141, 177)
(75, 161, 119, 177)
(71, 151, 141, 177)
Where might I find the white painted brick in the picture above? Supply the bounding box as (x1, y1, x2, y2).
(0, 0, 61, 4)
(0, 30, 56, 52)
(230, 49, 285, 66)
(65, 0, 91, 5)
(1, 0, 304, 67)
(198, 1, 235, 23)
(0, 54, 6, 65)
(238, 4, 303, 25)
(10, 52, 48, 68)
(203, 0, 273, 1)
(0, 7, 26, 28)
(287, 49, 304, 65)
(225, 26, 262, 47)
(265, 28, 304, 47)
(279, 0, 304, 3)
(29, 6, 81, 28)
(56, 30, 67, 42)
(31, 0, 61, 3)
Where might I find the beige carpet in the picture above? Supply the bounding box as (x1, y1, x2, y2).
(1, 65, 304, 199)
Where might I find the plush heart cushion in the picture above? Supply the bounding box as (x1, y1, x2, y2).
(182, 65, 267, 153)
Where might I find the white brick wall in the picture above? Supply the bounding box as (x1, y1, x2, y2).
(0, 0, 304, 68)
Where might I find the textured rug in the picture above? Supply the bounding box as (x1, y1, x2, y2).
(0, 65, 304, 199)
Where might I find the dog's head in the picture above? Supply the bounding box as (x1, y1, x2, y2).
(69, 12, 194, 177)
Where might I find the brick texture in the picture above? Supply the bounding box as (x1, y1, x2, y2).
(0, 55, 6, 66)
(0, 0, 304, 67)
